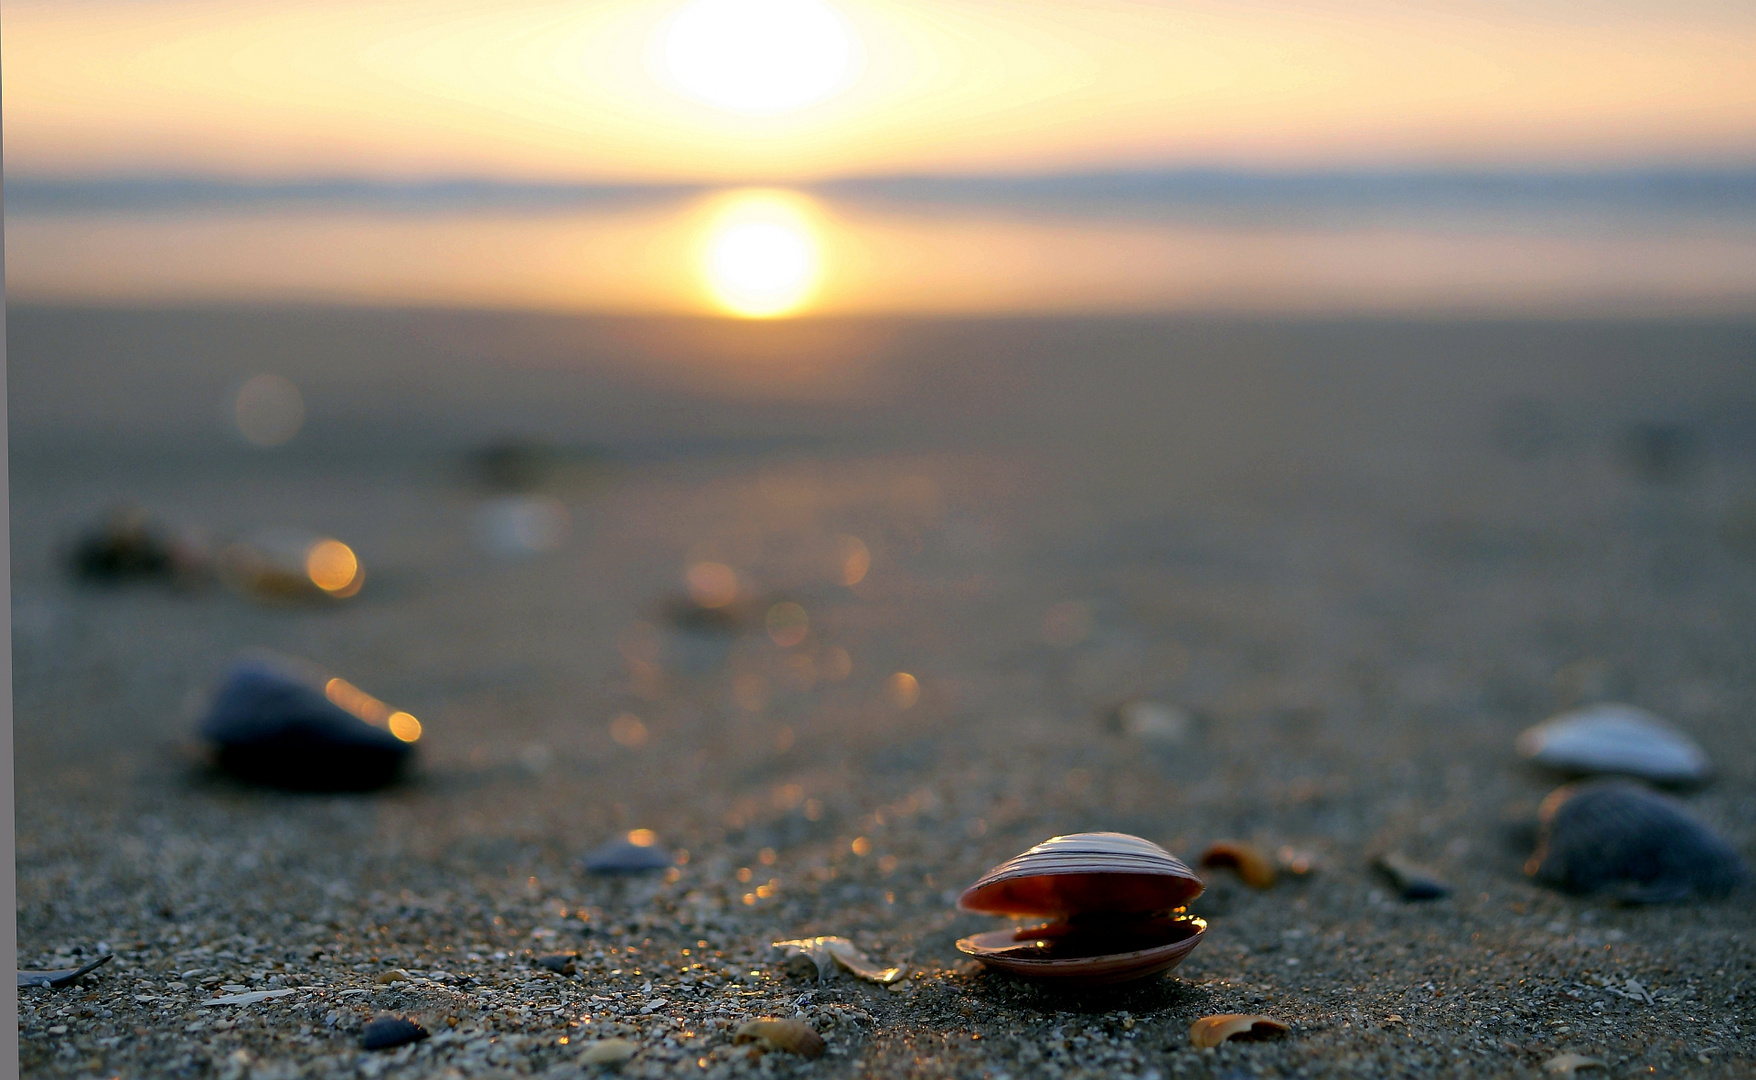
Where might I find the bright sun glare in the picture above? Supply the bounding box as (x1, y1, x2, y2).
(658, 0, 858, 115)
(700, 191, 823, 318)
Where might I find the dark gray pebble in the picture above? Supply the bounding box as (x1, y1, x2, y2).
(583, 832, 672, 874)
(200, 654, 415, 792)
(1527, 779, 1748, 904)
(361, 1015, 429, 1051)
(1375, 852, 1449, 900)
(535, 953, 578, 974)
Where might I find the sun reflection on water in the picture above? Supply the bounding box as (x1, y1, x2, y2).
(698, 190, 823, 318)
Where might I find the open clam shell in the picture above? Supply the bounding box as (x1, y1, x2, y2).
(956, 832, 1206, 984)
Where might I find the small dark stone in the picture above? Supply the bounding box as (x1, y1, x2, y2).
(1528, 779, 1748, 904)
(535, 953, 578, 975)
(471, 437, 558, 492)
(200, 655, 415, 792)
(1616, 422, 1697, 484)
(1375, 853, 1449, 901)
(361, 1015, 429, 1051)
(69, 507, 205, 585)
(583, 832, 671, 874)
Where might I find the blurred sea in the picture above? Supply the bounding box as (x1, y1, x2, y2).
(7, 168, 1755, 314)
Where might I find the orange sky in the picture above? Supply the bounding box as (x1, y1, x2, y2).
(5, 0, 1756, 182)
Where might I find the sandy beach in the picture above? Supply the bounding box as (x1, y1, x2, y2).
(11, 306, 1756, 1078)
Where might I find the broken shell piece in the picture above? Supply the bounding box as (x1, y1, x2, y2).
(583, 830, 671, 874)
(17, 953, 113, 989)
(217, 528, 364, 602)
(199, 654, 418, 791)
(580, 1039, 639, 1067)
(734, 1018, 825, 1058)
(360, 1015, 428, 1051)
(374, 969, 412, 985)
(1189, 1014, 1290, 1048)
(1199, 841, 1277, 889)
(1517, 704, 1708, 785)
(956, 832, 1206, 984)
(1527, 779, 1747, 903)
(771, 936, 906, 985)
(1543, 1052, 1606, 1075)
(1375, 853, 1449, 901)
(1110, 700, 1191, 745)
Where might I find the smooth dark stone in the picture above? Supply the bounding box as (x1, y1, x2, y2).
(1528, 779, 1748, 904)
(1375, 853, 1450, 901)
(583, 835, 671, 874)
(200, 656, 413, 792)
(361, 1015, 429, 1051)
(535, 953, 578, 974)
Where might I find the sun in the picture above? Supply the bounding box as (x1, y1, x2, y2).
(656, 0, 858, 115)
(699, 190, 823, 318)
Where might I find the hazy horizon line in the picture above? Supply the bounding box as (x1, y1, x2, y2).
(8, 164, 1756, 215)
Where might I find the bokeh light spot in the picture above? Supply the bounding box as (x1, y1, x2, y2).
(305, 539, 361, 595)
(686, 561, 741, 608)
(387, 712, 422, 742)
(765, 601, 809, 647)
(699, 191, 822, 318)
(610, 713, 649, 748)
(886, 671, 919, 708)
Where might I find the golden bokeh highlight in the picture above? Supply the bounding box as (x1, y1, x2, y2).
(610, 713, 650, 748)
(386, 711, 423, 743)
(627, 828, 659, 847)
(835, 534, 870, 585)
(306, 539, 363, 596)
(886, 671, 919, 707)
(686, 561, 741, 608)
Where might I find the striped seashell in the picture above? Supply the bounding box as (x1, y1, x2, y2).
(956, 832, 1207, 984)
(958, 831, 1204, 917)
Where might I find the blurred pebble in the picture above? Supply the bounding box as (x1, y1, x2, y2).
(1615, 422, 1697, 484)
(583, 830, 672, 874)
(1110, 700, 1191, 745)
(580, 1038, 639, 1067)
(535, 953, 578, 975)
(473, 495, 569, 559)
(1543, 1052, 1606, 1074)
(199, 654, 419, 791)
(360, 1015, 428, 1051)
(1526, 779, 1747, 903)
(734, 1018, 825, 1058)
(1517, 703, 1708, 785)
(471, 437, 559, 492)
(1374, 852, 1449, 901)
(69, 507, 208, 586)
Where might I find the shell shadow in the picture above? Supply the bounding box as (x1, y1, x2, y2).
(960, 968, 1206, 1016)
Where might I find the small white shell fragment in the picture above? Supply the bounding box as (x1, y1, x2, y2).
(771, 936, 906, 984)
(1543, 1052, 1606, 1074)
(201, 989, 298, 1006)
(1517, 703, 1708, 784)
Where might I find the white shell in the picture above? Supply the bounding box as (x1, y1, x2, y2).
(1517, 703, 1708, 784)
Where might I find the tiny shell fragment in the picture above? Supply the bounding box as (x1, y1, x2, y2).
(374, 968, 411, 984)
(734, 1018, 826, 1058)
(1199, 841, 1277, 889)
(1543, 1052, 1606, 1074)
(772, 936, 906, 984)
(17, 953, 113, 989)
(581, 1039, 639, 1066)
(1518, 703, 1708, 785)
(1189, 1014, 1290, 1048)
(360, 1015, 428, 1051)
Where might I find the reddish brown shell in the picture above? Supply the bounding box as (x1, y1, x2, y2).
(958, 832, 1205, 917)
(957, 915, 1205, 984)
